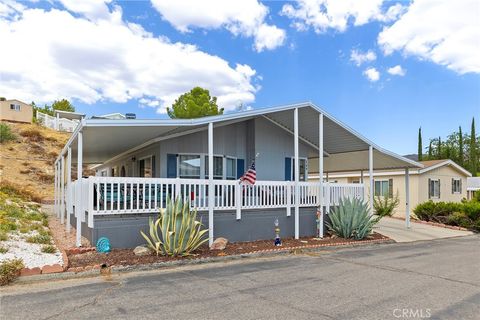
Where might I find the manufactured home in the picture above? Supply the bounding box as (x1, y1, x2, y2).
(53, 102, 422, 248)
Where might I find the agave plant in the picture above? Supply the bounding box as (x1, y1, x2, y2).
(140, 197, 208, 256)
(326, 197, 378, 240)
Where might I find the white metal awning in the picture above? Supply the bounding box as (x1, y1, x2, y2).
(60, 102, 422, 171)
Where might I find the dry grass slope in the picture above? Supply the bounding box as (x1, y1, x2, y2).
(0, 122, 70, 202)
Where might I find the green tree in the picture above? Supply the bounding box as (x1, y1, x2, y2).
(417, 127, 423, 161)
(437, 136, 442, 159)
(469, 117, 477, 176)
(51, 99, 75, 112)
(458, 126, 464, 166)
(427, 140, 433, 160)
(167, 87, 223, 119)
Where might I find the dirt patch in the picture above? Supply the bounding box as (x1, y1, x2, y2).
(67, 233, 389, 268)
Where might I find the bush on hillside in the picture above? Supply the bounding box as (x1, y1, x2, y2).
(0, 259, 24, 286)
(20, 128, 44, 142)
(0, 123, 16, 143)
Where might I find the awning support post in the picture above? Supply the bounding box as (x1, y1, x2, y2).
(76, 131, 83, 247)
(208, 122, 214, 246)
(405, 167, 411, 228)
(318, 113, 324, 238)
(294, 107, 299, 239)
(369, 145, 374, 215)
(66, 147, 72, 233)
(60, 155, 65, 224)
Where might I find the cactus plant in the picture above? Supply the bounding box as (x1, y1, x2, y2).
(141, 197, 208, 256)
(326, 197, 378, 240)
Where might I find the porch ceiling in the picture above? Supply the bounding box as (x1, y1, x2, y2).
(63, 102, 421, 171)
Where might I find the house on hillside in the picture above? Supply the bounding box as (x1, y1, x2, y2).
(53, 102, 421, 248)
(0, 99, 33, 123)
(324, 159, 471, 217)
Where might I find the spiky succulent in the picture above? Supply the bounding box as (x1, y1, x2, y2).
(326, 197, 378, 240)
(141, 197, 208, 256)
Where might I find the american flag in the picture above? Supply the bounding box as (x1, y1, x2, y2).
(240, 161, 256, 185)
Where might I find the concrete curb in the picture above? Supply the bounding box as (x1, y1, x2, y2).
(14, 238, 394, 284)
(389, 216, 471, 231)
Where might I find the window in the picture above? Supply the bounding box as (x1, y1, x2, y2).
(205, 156, 223, 179)
(291, 158, 308, 181)
(452, 178, 461, 194)
(374, 180, 390, 197)
(139, 156, 153, 178)
(429, 179, 440, 198)
(179, 155, 201, 178)
(10, 104, 20, 111)
(226, 157, 236, 180)
(100, 170, 107, 177)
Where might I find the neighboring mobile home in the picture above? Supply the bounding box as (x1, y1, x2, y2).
(0, 99, 33, 123)
(53, 102, 422, 248)
(324, 160, 471, 218)
(467, 177, 480, 200)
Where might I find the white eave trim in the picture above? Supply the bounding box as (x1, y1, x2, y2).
(418, 160, 472, 177)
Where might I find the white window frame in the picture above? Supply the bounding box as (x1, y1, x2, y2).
(374, 179, 390, 197)
(138, 155, 154, 178)
(10, 104, 21, 111)
(290, 157, 308, 182)
(176, 153, 237, 180)
(452, 178, 461, 194)
(429, 179, 440, 199)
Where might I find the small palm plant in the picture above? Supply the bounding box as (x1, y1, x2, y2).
(326, 197, 378, 240)
(140, 197, 208, 256)
(373, 193, 400, 218)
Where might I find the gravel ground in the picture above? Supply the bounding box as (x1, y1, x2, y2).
(0, 233, 63, 268)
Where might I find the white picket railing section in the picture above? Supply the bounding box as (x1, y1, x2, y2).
(68, 177, 364, 228)
(36, 111, 79, 132)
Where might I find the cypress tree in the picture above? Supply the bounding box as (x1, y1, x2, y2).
(459, 126, 464, 166)
(417, 127, 423, 161)
(437, 136, 442, 159)
(428, 140, 432, 160)
(470, 118, 477, 176)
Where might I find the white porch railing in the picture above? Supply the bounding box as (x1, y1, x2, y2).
(68, 177, 364, 228)
(36, 111, 79, 132)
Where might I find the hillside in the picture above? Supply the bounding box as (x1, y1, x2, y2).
(0, 122, 70, 201)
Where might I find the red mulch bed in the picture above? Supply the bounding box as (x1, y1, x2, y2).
(67, 232, 389, 268)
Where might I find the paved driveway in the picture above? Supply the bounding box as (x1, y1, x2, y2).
(375, 217, 474, 242)
(1, 235, 479, 320)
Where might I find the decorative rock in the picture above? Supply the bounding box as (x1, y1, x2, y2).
(133, 245, 152, 256)
(210, 237, 228, 250)
(42, 264, 64, 274)
(20, 267, 42, 276)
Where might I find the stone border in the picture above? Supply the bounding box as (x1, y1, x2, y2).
(389, 216, 470, 231)
(15, 237, 394, 283)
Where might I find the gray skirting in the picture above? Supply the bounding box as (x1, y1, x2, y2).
(71, 207, 332, 249)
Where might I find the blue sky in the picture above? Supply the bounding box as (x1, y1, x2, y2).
(0, 0, 478, 155)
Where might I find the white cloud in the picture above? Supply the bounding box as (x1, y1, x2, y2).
(0, 2, 258, 114)
(387, 65, 406, 76)
(363, 67, 380, 82)
(57, 0, 113, 21)
(350, 49, 376, 66)
(281, 0, 403, 33)
(151, 0, 285, 52)
(378, 0, 480, 74)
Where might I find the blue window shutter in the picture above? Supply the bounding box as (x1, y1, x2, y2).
(236, 159, 245, 179)
(167, 154, 177, 178)
(285, 157, 291, 181)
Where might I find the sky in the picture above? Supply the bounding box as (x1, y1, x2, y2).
(0, 0, 479, 155)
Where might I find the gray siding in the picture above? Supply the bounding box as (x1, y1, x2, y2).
(254, 117, 314, 180)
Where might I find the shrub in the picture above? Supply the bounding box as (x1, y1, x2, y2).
(26, 233, 51, 244)
(0, 246, 8, 254)
(462, 202, 480, 221)
(413, 201, 462, 222)
(0, 123, 16, 143)
(0, 258, 24, 286)
(0, 231, 8, 241)
(326, 197, 378, 240)
(41, 245, 56, 254)
(0, 181, 43, 203)
(141, 197, 208, 256)
(373, 193, 400, 218)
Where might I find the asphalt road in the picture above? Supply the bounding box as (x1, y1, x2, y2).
(1, 235, 479, 320)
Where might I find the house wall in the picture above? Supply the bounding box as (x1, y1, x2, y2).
(331, 165, 468, 217)
(254, 117, 315, 181)
(0, 100, 33, 123)
(95, 118, 314, 181)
